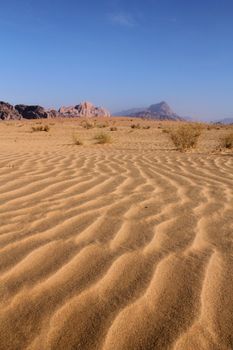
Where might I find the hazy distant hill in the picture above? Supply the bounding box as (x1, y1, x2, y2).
(113, 107, 146, 116)
(114, 101, 183, 121)
(214, 118, 233, 125)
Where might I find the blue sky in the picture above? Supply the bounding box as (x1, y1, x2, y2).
(0, 0, 233, 120)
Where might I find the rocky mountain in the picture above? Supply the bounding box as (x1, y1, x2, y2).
(15, 105, 50, 119)
(214, 118, 233, 125)
(113, 107, 146, 116)
(0, 101, 110, 120)
(59, 102, 110, 118)
(115, 101, 183, 121)
(0, 101, 22, 120)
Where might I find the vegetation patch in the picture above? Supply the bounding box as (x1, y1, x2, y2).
(31, 125, 50, 132)
(81, 120, 95, 129)
(72, 134, 83, 145)
(94, 133, 111, 144)
(221, 133, 233, 149)
(97, 123, 108, 128)
(169, 123, 202, 151)
(131, 123, 141, 129)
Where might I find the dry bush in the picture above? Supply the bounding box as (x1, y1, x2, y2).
(72, 134, 83, 145)
(110, 127, 117, 131)
(81, 120, 95, 129)
(97, 123, 108, 128)
(94, 133, 111, 144)
(221, 133, 233, 149)
(169, 123, 202, 151)
(43, 125, 50, 132)
(32, 125, 50, 132)
(131, 123, 141, 129)
(142, 125, 151, 129)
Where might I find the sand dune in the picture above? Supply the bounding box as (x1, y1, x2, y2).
(0, 120, 233, 349)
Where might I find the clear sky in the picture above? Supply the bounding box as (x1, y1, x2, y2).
(0, 0, 233, 120)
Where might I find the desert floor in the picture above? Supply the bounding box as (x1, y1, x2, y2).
(0, 118, 233, 350)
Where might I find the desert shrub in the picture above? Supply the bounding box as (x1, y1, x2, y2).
(81, 120, 94, 129)
(131, 123, 141, 129)
(94, 133, 111, 144)
(72, 134, 83, 145)
(222, 133, 233, 149)
(142, 125, 150, 129)
(32, 125, 50, 132)
(110, 127, 117, 131)
(43, 125, 50, 132)
(169, 124, 202, 151)
(162, 128, 169, 133)
(97, 123, 108, 128)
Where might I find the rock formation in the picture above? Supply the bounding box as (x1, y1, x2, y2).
(0, 101, 22, 120)
(115, 101, 183, 121)
(0, 100, 110, 120)
(215, 118, 233, 125)
(59, 101, 110, 118)
(45, 109, 63, 118)
(15, 105, 49, 119)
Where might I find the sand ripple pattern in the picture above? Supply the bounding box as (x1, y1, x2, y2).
(0, 149, 233, 350)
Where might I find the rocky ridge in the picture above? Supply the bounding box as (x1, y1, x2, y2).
(115, 101, 183, 121)
(0, 101, 110, 120)
(0, 101, 22, 120)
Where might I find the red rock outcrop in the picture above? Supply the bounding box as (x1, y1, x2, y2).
(0, 101, 22, 120)
(59, 101, 110, 117)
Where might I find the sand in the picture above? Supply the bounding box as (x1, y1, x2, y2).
(0, 118, 233, 350)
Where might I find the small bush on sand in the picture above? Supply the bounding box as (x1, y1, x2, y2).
(94, 133, 111, 144)
(110, 127, 117, 131)
(169, 124, 202, 151)
(97, 123, 108, 128)
(43, 125, 50, 132)
(131, 123, 141, 129)
(81, 120, 95, 129)
(222, 133, 233, 149)
(72, 134, 83, 145)
(142, 125, 150, 129)
(32, 125, 50, 132)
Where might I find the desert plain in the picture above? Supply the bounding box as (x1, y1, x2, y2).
(0, 118, 233, 350)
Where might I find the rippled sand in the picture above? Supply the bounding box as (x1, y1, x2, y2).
(0, 119, 233, 350)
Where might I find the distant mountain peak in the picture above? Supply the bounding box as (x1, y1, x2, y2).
(214, 117, 233, 125)
(114, 101, 183, 121)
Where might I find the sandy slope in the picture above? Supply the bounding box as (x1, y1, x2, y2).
(0, 119, 233, 350)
